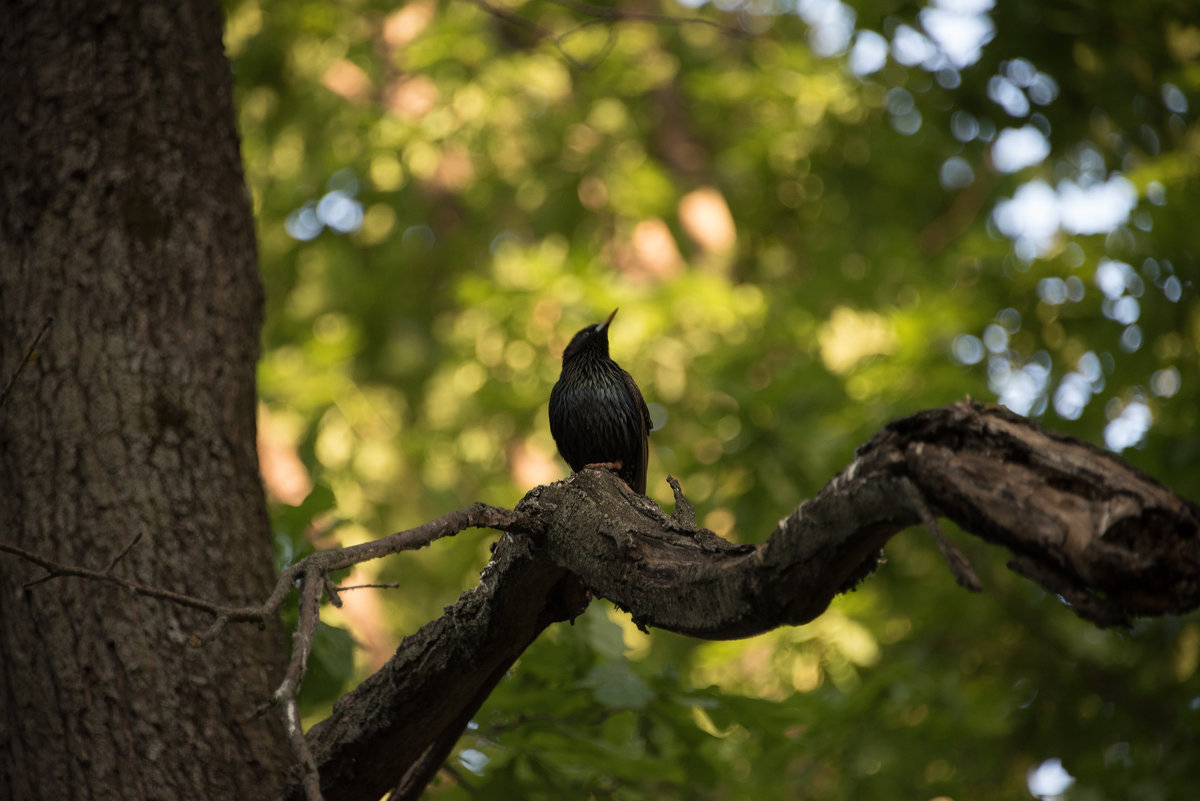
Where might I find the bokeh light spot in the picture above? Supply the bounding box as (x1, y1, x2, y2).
(952, 334, 984, 365)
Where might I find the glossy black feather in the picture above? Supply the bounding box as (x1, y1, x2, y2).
(549, 311, 651, 494)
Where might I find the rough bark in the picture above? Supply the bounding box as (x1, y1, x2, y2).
(522, 400, 1199, 635)
(3, 6, 1197, 801)
(286, 400, 1199, 801)
(0, 2, 291, 799)
(300, 535, 589, 801)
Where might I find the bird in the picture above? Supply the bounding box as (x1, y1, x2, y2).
(549, 308, 652, 495)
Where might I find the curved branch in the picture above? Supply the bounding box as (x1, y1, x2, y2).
(892, 401, 1199, 624)
(522, 400, 1199, 635)
(7, 398, 1195, 801)
(285, 400, 1199, 801)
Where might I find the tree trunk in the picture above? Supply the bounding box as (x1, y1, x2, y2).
(0, 2, 291, 798)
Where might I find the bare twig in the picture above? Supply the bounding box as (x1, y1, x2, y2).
(0, 315, 53, 409)
(554, 19, 619, 70)
(465, 0, 748, 70)
(0, 542, 267, 621)
(902, 477, 982, 592)
(106, 532, 144, 574)
(0, 502, 525, 800)
(202, 502, 527, 642)
(275, 567, 326, 801)
(437, 763, 478, 795)
(333, 581, 402, 592)
(468, 0, 553, 38)
(321, 578, 400, 607)
(2, 502, 528, 644)
(543, 0, 749, 37)
(323, 575, 344, 609)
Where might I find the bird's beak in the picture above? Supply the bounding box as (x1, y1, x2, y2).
(602, 308, 619, 329)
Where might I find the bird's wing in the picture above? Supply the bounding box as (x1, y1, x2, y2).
(622, 368, 653, 432)
(621, 367, 651, 494)
(621, 368, 652, 433)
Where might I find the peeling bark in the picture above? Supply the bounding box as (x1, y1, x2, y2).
(287, 400, 1200, 801)
(519, 400, 1199, 637)
(888, 402, 1200, 624)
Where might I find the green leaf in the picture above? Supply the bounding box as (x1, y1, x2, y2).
(582, 605, 627, 659)
(583, 660, 653, 710)
(297, 622, 357, 711)
(271, 482, 337, 571)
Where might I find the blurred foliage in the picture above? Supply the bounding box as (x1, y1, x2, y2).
(228, 0, 1200, 797)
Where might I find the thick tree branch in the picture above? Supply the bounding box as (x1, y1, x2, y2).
(891, 401, 1199, 624)
(519, 400, 1198, 636)
(283, 400, 1199, 801)
(295, 534, 589, 801)
(5, 399, 1193, 801)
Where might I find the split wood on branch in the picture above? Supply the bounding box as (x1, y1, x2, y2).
(514, 399, 1199, 638)
(285, 399, 1200, 801)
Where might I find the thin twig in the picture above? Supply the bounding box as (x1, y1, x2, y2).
(106, 532, 144, 574)
(465, 0, 748, 70)
(275, 567, 326, 801)
(468, 0, 604, 70)
(332, 581, 402, 592)
(469, 0, 553, 38)
(283, 694, 324, 801)
(323, 575, 343, 609)
(544, 0, 749, 37)
(438, 763, 477, 795)
(554, 19, 618, 70)
(0, 541, 266, 621)
(312, 503, 526, 575)
(902, 478, 982, 592)
(0, 315, 53, 409)
(320, 576, 401, 606)
(2, 502, 528, 641)
(0, 498, 532, 801)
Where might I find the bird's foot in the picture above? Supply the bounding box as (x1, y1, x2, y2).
(581, 461, 623, 472)
(578, 462, 637, 496)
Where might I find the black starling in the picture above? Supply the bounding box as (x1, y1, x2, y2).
(549, 309, 652, 495)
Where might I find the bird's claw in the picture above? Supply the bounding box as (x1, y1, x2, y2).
(582, 461, 623, 472)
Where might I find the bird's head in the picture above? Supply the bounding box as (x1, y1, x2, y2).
(561, 308, 618, 363)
